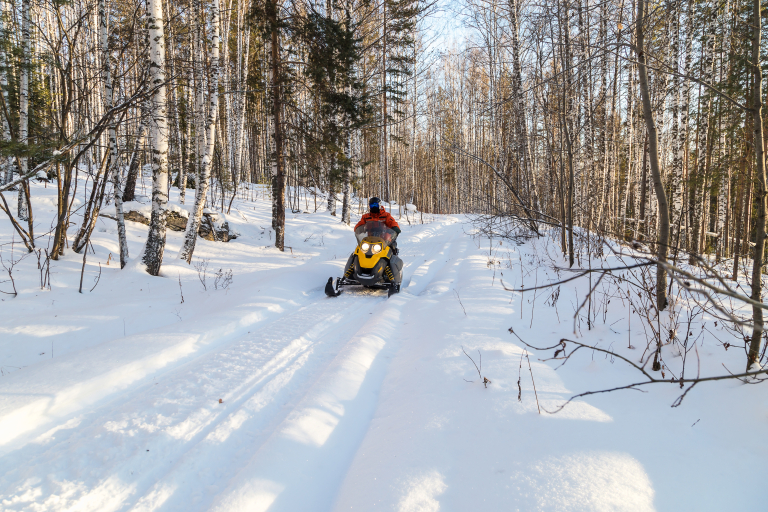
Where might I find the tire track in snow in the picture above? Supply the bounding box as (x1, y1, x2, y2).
(207, 222, 470, 512)
(142, 221, 464, 511)
(0, 294, 384, 512)
(0, 220, 460, 512)
(0, 243, 381, 455)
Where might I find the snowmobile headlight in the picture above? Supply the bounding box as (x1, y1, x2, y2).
(372, 244, 382, 254)
(361, 242, 370, 251)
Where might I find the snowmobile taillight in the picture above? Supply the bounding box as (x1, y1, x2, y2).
(372, 244, 382, 254)
(361, 242, 370, 251)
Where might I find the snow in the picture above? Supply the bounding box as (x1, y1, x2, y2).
(0, 179, 765, 510)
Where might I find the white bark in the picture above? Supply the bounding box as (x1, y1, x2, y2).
(142, 0, 170, 275)
(0, 1, 11, 185)
(100, 0, 129, 268)
(179, 0, 220, 262)
(17, 0, 30, 220)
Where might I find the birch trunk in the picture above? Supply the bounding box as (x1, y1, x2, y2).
(100, 0, 129, 267)
(17, 0, 30, 220)
(0, 1, 11, 185)
(669, 0, 683, 254)
(142, 0, 170, 275)
(179, 0, 220, 262)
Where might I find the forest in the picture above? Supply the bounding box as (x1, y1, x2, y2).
(0, 0, 764, 372)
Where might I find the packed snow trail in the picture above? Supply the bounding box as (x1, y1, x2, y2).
(0, 191, 765, 510)
(0, 216, 468, 511)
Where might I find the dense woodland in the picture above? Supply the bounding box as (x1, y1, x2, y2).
(0, 0, 766, 368)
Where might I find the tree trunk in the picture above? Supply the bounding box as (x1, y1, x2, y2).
(100, 0, 129, 268)
(179, 0, 220, 263)
(268, 0, 285, 251)
(381, 0, 389, 202)
(747, 0, 765, 370)
(17, 0, 30, 221)
(639, 133, 648, 238)
(142, 0, 170, 276)
(122, 107, 148, 202)
(636, 0, 670, 311)
(0, 1, 11, 186)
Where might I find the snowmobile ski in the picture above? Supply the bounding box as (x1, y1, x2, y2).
(325, 277, 341, 297)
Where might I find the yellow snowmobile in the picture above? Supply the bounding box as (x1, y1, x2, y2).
(325, 220, 403, 297)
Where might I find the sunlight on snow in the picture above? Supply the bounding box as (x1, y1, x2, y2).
(538, 397, 613, 422)
(510, 452, 655, 511)
(0, 398, 56, 448)
(132, 483, 177, 511)
(0, 325, 85, 337)
(439, 342, 613, 422)
(282, 328, 389, 447)
(397, 470, 447, 512)
(30, 474, 137, 512)
(32, 415, 82, 444)
(211, 479, 282, 512)
(282, 407, 340, 447)
(206, 350, 313, 445)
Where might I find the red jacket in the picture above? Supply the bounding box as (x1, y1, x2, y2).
(354, 206, 401, 231)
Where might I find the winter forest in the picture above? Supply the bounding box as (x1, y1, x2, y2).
(0, 0, 766, 505)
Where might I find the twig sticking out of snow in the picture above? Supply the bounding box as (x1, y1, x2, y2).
(525, 350, 541, 414)
(509, 328, 768, 412)
(453, 289, 467, 316)
(462, 346, 491, 388)
(89, 262, 102, 292)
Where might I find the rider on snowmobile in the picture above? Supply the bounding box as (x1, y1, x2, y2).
(355, 197, 401, 252)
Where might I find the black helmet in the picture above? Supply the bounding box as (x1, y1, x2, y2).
(369, 197, 380, 214)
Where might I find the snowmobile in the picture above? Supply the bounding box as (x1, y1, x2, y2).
(325, 220, 404, 298)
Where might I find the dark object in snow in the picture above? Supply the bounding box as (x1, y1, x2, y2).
(325, 277, 341, 297)
(108, 208, 237, 242)
(198, 213, 237, 242)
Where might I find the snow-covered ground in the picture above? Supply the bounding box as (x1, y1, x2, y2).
(0, 178, 765, 511)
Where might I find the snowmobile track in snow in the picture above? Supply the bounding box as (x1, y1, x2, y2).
(0, 219, 464, 511)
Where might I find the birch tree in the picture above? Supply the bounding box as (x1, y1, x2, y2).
(142, 0, 170, 275)
(179, 0, 221, 263)
(100, 0, 129, 268)
(17, 0, 30, 221)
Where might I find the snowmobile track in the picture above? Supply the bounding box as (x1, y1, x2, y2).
(0, 220, 464, 511)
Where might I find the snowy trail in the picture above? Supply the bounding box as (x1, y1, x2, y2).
(2, 203, 766, 511)
(208, 224, 463, 512)
(0, 217, 465, 511)
(1, 293, 380, 510)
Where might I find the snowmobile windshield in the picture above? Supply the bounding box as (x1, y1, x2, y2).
(354, 220, 398, 246)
